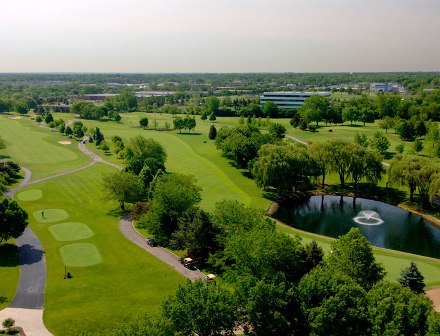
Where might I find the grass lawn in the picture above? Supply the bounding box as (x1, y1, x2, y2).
(0, 115, 91, 181)
(16, 163, 184, 335)
(0, 241, 19, 310)
(74, 112, 269, 210)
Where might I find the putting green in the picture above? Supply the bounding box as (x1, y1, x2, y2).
(17, 189, 43, 201)
(33, 209, 69, 223)
(49, 222, 94, 241)
(59, 243, 102, 267)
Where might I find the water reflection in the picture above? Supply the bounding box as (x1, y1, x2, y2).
(275, 195, 440, 259)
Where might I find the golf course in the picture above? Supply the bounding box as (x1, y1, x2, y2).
(1, 112, 440, 334)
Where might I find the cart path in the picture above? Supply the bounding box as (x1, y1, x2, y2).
(119, 214, 205, 282)
(1, 167, 53, 336)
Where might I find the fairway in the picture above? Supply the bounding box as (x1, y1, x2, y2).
(17, 163, 184, 335)
(0, 116, 92, 180)
(49, 222, 94, 241)
(59, 243, 102, 267)
(17, 189, 42, 201)
(33, 209, 69, 223)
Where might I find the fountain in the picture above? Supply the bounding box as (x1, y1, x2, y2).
(353, 210, 384, 226)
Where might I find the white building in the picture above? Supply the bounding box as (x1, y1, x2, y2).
(259, 91, 331, 109)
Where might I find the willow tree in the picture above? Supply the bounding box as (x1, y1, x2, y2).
(309, 141, 333, 189)
(326, 139, 353, 188)
(252, 142, 316, 193)
(349, 145, 384, 193)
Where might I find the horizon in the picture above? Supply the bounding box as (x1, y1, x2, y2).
(1, 1, 439, 73)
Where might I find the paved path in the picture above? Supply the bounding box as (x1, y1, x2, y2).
(119, 215, 205, 282)
(1, 167, 53, 336)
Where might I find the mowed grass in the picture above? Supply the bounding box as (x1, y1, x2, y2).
(17, 189, 43, 201)
(0, 241, 19, 310)
(76, 112, 269, 210)
(49, 222, 94, 241)
(0, 115, 91, 180)
(16, 163, 184, 335)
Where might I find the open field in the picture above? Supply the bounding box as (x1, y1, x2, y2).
(16, 163, 184, 335)
(0, 115, 92, 181)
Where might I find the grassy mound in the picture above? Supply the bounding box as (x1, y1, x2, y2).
(49, 222, 94, 241)
(59, 243, 102, 267)
(33, 209, 68, 223)
(17, 189, 42, 201)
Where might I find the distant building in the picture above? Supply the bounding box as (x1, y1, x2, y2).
(77, 94, 119, 102)
(370, 82, 398, 92)
(259, 91, 331, 109)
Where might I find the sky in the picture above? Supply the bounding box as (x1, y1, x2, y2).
(0, 0, 439, 73)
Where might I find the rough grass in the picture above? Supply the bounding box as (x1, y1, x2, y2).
(17, 163, 184, 335)
(49, 222, 94, 241)
(0, 241, 19, 310)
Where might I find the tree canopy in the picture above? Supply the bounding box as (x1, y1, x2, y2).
(0, 198, 29, 243)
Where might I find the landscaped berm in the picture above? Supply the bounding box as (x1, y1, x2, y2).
(59, 243, 102, 267)
(49, 222, 94, 241)
(33, 209, 69, 223)
(17, 189, 42, 201)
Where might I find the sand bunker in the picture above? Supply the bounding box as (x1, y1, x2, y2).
(58, 140, 72, 145)
(8, 116, 22, 120)
(427, 288, 440, 312)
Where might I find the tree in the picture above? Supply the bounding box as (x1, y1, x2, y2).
(208, 112, 216, 121)
(163, 280, 238, 336)
(413, 138, 424, 154)
(2, 318, 15, 333)
(184, 117, 196, 133)
(300, 240, 324, 274)
(396, 143, 405, 154)
(93, 127, 105, 146)
(262, 100, 278, 117)
(398, 261, 425, 294)
(298, 266, 369, 336)
(369, 131, 390, 155)
(354, 133, 368, 148)
(208, 125, 217, 140)
(368, 281, 433, 336)
(171, 207, 220, 262)
(396, 120, 416, 141)
(236, 278, 305, 336)
(0, 198, 29, 243)
(140, 173, 201, 242)
(326, 139, 354, 188)
(252, 142, 316, 193)
(268, 123, 286, 139)
(13, 100, 29, 114)
(100, 140, 110, 152)
(65, 126, 73, 136)
(72, 121, 84, 138)
(124, 135, 167, 175)
(113, 112, 121, 122)
(102, 171, 142, 211)
(350, 145, 384, 192)
(203, 96, 220, 115)
(173, 117, 185, 133)
(139, 117, 149, 129)
(44, 113, 54, 124)
(299, 95, 330, 126)
(309, 141, 333, 189)
(342, 106, 359, 125)
(426, 122, 439, 147)
(325, 228, 385, 290)
(378, 116, 395, 134)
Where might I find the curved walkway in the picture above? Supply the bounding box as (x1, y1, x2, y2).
(1, 168, 52, 336)
(119, 215, 205, 281)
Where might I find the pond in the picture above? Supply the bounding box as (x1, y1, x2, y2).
(274, 195, 440, 259)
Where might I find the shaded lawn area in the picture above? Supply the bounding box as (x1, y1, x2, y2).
(0, 241, 19, 310)
(16, 163, 184, 335)
(0, 116, 91, 181)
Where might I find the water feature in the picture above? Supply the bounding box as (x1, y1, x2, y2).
(275, 195, 440, 259)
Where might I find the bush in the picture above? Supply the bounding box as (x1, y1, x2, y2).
(308, 124, 317, 132)
(131, 202, 150, 220)
(2, 318, 15, 331)
(395, 143, 404, 154)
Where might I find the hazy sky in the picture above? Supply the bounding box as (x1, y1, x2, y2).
(1, 0, 439, 72)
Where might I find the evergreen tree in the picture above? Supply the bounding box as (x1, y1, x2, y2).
(398, 261, 425, 294)
(94, 127, 105, 146)
(44, 113, 54, 124)
(208, 112, 216, 121)
(208, 125, 217, 140)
